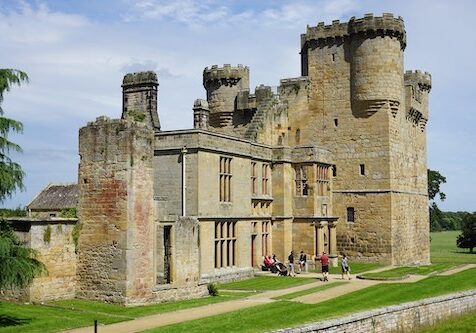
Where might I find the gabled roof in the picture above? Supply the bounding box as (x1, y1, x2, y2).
(27, 183, 79, 210)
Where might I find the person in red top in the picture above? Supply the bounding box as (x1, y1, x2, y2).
(320, 251, 330, 281)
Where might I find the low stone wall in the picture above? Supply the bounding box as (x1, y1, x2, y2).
(272, 289, 476, 333)
(151, 284, 209, 304)
(200, 267, 254, 284)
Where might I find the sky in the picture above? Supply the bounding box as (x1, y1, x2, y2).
(0, 0, 475, 212)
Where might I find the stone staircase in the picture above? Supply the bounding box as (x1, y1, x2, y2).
(243, 98, 276, 141)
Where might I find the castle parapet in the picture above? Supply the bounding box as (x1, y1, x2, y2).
(122, 71, 160, 130)
(404, 70, 432, 92)
(203, 64, 250, 128)
(302, 13, 406, 49)
(122, 71, 158, 87)
(203, 64, 249, 88)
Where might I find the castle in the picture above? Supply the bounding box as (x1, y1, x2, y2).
(5, 14, 431, 305)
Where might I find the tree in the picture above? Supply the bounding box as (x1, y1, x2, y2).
(0, 69, 28, 202)
(457, 213, 476, 253)
(0, 220, 45, 289)
(0, 69, 45, 289)
(428, 169, 446, 201)
(428, 169, 447, 231)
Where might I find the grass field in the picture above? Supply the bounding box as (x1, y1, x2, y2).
(360, 263, 454, 279)
(218, 276, 315, 291)
(273, 281, 348, 300)
(144, 268, 476, 333)
(0, 293, 245, 333)
(361, 231, 475, 279)
(430, 231, 476, 264)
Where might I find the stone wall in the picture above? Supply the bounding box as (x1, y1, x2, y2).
(77, 116, 155, 305)
(272, 289, 476, 333)
(1, 218, 77, 302)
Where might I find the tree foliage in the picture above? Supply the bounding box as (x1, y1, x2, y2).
(0, 69, 28, 203)
(0, 219, 45, 289)
(428, 169, 446, 201)
(428, 169, 450, 232)
(0, 69, 46, 290)
(457, 213, 476, 253)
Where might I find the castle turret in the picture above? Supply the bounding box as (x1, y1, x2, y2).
(349, 13, 406, 116)
(193, 99, 210, 129)
(404, 70, 431, 131)
(203, 64, 249, 128)
(122, 71, 160, 130)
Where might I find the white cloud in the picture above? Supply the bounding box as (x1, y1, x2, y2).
(0, 1, 88, 45)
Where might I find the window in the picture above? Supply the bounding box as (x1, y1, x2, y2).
(220, 157, 232, 202)
(347, 207, 355, 223)
(262, 163, 270, 195)
(332, 165, 337, 177)
(251, 162, 257, 195)
(261, 221, 270, 256)
(295, 128, 301, 145)
(359, 164, 365, 176)
(214, 221, 236, 268)
(334, 118, 338, 127)
(294, 165, 309, 196)
(331, 53, 336, 62)
(316, 164, 329, 196)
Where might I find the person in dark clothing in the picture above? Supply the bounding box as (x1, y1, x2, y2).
(320, 251, 329, 281)
(299, 250, 307, 272)
(287, 251, 296, 277)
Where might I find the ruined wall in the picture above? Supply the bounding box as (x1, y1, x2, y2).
(77, 117, 155, 305)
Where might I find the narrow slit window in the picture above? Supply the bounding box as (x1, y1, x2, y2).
(359, 164, 365, 176)
(334, 118, 338, 127)
(347, 207, 355, 223)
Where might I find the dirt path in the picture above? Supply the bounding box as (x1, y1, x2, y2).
(437, 263, 476, 276)
(60, 265, 474, 333)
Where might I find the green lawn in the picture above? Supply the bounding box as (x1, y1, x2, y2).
(144, 268, 476, 333)
(218, 276, 315, 291)
(273, 281, 348, 300)
(431, 231, 476, 264)
(0, 294, 245, 333)
(415, 310, 476, 333)
(360, 263, 454, 279)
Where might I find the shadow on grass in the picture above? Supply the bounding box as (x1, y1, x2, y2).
(0, 314, 30, 327)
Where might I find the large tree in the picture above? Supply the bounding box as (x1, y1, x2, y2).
(457, 213, 476, 253)
(0, 69, 45, 289)
(0, 69, 28, 202)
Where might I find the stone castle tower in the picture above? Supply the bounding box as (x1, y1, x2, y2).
(195, 13, 431, 265)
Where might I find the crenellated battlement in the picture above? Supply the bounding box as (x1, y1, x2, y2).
(203, 64, 249, 87)
(404, 70, 432, 92)
(302, 13, 406, 49)
(122, 71, 158, 87)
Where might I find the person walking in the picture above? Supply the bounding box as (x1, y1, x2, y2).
(287, 251, 296, 277)
(341, 254, 351, 280)
(320, 251, 329, 281)
(298, 250, 307, 273)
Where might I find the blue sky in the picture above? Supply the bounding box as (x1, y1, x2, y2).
(1, 0, 475, 212)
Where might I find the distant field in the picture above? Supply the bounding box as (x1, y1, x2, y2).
(431, 231, 476, 264)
